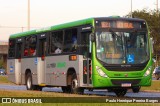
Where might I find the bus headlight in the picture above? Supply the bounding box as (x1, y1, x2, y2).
(144, 66, 152, 77)
(96, 66, 108, 78)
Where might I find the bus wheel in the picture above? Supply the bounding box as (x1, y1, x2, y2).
(62, 86, 71, 93)
(34, 85, 43, 91)
(132, 86, 141, 93)
(71, 73, 84, 94)
(88, 88, 93, 91)
(26, 73, 34, 90)
(114, 88, 127, 97)
(155, 74, 159, 80)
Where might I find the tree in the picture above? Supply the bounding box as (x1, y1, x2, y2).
(126, 9, 160, 65)
(0, 59, 4, 69)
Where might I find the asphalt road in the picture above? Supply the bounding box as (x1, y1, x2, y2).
(0, 84, 160, 97)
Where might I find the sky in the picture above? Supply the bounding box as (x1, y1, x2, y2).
(0, 0, 159, 41)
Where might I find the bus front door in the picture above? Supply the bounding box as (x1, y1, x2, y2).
(80, 30, 92, 86)
(37, 38, 47, 85)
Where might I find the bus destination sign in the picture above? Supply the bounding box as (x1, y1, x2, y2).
(99, 21, 146, 29)
(101, 21, 133, 29)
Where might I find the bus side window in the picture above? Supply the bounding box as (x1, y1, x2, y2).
(24, 36, 37, 57)
(16, 43, 22, 58)
(9, 39, 16, 58)
(51, 31, 63, 54)
(29, 36, 37, 56)
(24, 37, 30, 56)
(64, 28, 77, 53)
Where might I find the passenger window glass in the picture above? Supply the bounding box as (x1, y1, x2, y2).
(9, 40, 16, 58)
(81, 32, 90, 57)
(51, 31, 63, 54)
(64, 28, 77, 53)
(16, 43, 22, 58)
(24, 36, 37, 56)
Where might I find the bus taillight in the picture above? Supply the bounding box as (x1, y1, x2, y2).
(83, 66, 87, 74)
(83, 66, 92, 74)
(69, 55, 77, 61)
(18, 58, 21, 62)
(90, 66, 92, 74)
(41, 55, 45, 61)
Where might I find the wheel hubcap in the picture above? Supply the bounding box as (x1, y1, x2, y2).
(72, 79, 78, 89)
(27, 77, 31, 89)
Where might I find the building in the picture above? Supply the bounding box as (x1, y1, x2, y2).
(0, 41, 8, 69)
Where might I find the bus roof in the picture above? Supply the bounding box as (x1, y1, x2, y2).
(10, 18, 94, 39)
(9, 17, 145, 39)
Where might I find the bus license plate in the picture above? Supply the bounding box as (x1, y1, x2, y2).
(121, 83, 131, 87)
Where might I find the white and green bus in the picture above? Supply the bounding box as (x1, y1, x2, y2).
(7, 17, 153, 96)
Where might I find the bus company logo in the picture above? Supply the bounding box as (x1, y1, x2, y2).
(2, 98, 11, 103)
(10, 66, 14, 73)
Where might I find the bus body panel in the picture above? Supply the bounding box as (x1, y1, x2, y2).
(15, 59, 22, 84)
(45, 55, 80, 86)
(37, 57, 46, 85)
(7, 59, 16, 83)
(21, 58, 38, 85)
(78, 55, 86, 87)
(8, 59, 22, 85)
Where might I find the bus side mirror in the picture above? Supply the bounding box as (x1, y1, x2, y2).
(90, 33, 95, 42)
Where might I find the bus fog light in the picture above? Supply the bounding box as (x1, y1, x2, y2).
(96, 66, 108, 77)
(144, 66, 152, 76)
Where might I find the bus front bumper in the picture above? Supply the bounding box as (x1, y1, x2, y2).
(92, 75, 152, 88)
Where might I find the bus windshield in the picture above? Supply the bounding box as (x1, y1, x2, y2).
(96, 30, 149, 64)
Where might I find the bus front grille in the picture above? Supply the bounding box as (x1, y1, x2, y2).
(111, 79, 141, 86)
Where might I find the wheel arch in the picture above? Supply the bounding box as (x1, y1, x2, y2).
(25, 69, 31, 84)
(66, 68, 77, 86)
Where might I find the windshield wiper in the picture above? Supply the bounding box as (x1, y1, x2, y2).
(109, 28, 119, 37)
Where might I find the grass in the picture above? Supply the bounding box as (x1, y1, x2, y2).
(0, 76, 160, 105)
(0, 89, 98, 97)
(0, 75, 13, 84)
(0, 75, 160, 91)
(0, 75, 14, 84)
(141, 80, 160, 92)
(2, 90, 158, 105)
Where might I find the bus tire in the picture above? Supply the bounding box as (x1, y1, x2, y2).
(114, 88, 127, 97)
(155, 74, 159, 80)
(62, 86, 71, 93)
(35, 85, 43, 91)
(26, 73, 34, 90)
(132, 86, 141, 93)
(88, 88, 93, 91)
(71, 73, 84, 94)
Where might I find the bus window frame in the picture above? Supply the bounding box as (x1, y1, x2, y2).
(63, 28, 78, 53)
(47, 25, 92, 56)
(50, 30, 64, 54)
(23, 35, 38, 58)
(15, 37, 24, 59)
(8, 39, 16, 59)
(37, 32, 50, 57)
(48, 27, 81, 56)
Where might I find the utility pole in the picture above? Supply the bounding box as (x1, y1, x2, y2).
(131, 0, 132, 18)
(28, 0, 30, 31)
(155, 0, 159, 66)
(21, 27, 24, 32)
(157, 0, 159, 16)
